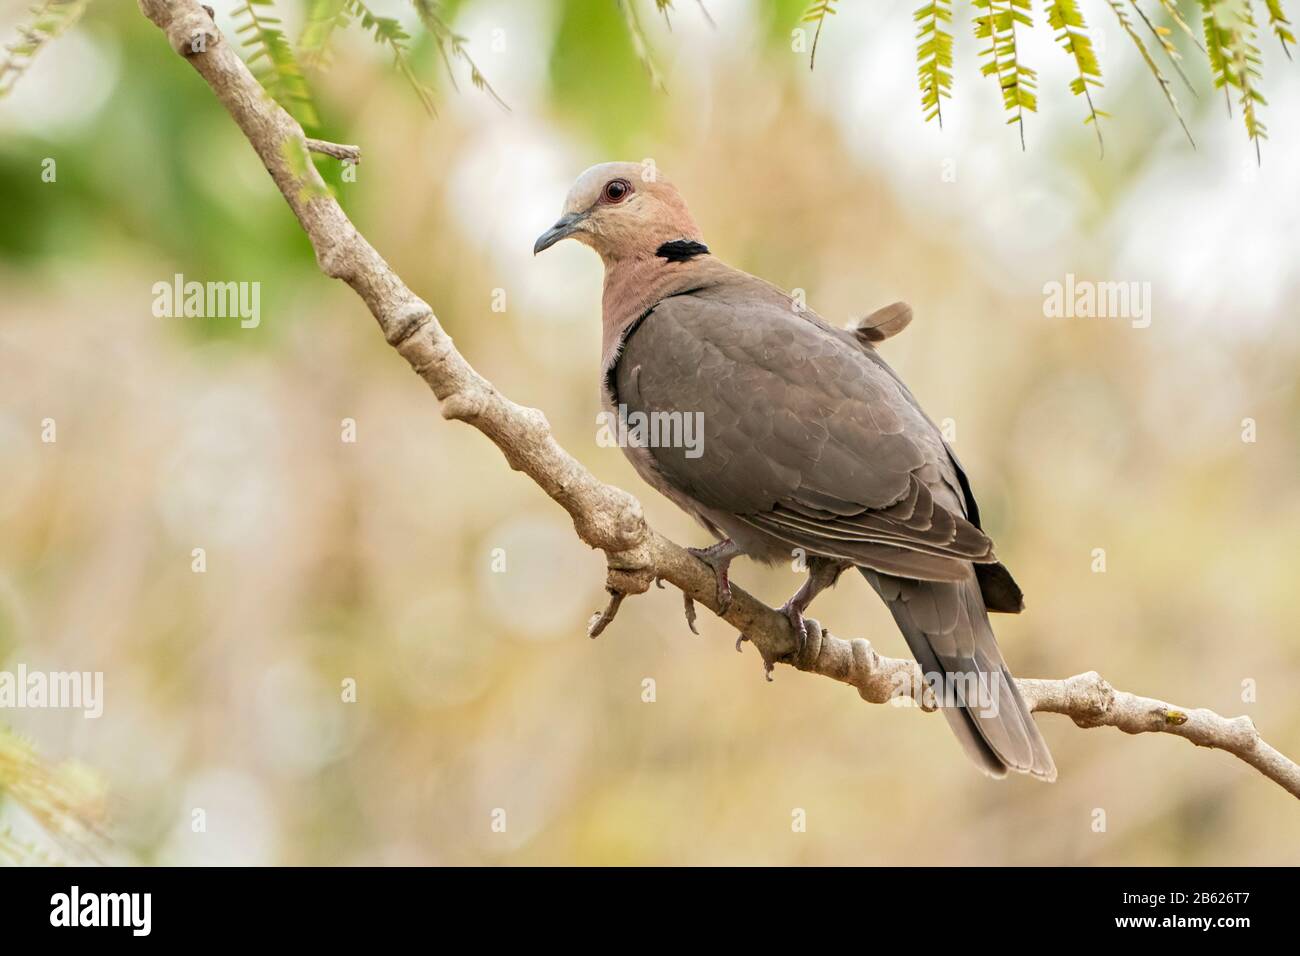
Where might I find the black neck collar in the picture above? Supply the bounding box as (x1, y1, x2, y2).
(655, 239, 709, 262)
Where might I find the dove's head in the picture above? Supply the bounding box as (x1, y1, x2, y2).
(534, 162, 704, 263)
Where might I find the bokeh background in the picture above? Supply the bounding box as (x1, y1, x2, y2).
(2, 0, 1299, 865)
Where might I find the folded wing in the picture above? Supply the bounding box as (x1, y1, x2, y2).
(613, 286, 995, 581)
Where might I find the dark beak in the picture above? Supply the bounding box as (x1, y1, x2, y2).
(533, 212, 583, 255)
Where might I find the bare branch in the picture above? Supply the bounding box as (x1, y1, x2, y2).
(305, 137, 361, 163)
(138, 0, 1300, 801)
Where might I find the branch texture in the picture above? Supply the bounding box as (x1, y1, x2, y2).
(138, 0, 1300, 800)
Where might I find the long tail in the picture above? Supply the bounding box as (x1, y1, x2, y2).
(859, 567, 1056, 780)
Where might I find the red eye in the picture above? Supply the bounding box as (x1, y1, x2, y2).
(601, 179, 632, 203)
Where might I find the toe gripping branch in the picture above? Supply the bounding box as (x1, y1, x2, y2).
(587, 550, 656, 639)
(584, 538, 821, 685)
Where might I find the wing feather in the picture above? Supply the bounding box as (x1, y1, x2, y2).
(614, 287, 995, 574)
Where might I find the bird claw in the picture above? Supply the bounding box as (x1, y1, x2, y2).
(586, 590, 626, 639)
(791, 616, 821, 667)
(682, 592, 699, 635)
(778, 604, 821, 666)
(729, 634, 776, 681)
(687, 540, 738, 615)
(782, 601, 807, 649)
(749, 612, 821, 681)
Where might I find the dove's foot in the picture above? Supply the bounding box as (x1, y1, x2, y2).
(777, 557, 850, 661)
(687, 538, 741, 616)
(779, 599, 809, 649)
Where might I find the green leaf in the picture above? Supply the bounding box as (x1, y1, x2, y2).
(0, 0, 92, 99)
(1130, 0, 1196, 96)
(299, 0, 351, 72)
(1106, 0, 1195, 146)
(410, 0, 508, 111)
(973, 0, 1037, 148)
(1201, 0, 1268, 157)
(1046, 0, 1105, 155)
(233, 0, 320, 128)
(915, 1, 955, 126)
(618, 0, 668, 91)
(802, 0, 838, 69)
(1263, 0, 1295, 56)
(344, 0, 439, 115)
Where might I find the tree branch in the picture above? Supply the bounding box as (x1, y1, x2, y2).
(137, 0, 1300, 801)
(304, 137, 361, 163)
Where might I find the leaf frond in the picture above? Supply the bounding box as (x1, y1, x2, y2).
(411, 0, 508, 111)
(1159, 0, 1209, 51)
(233, 0, 319, 128)
(1106, 0, 1195, 145)
(1131, 0, 1197, 95)
(1046, 0, 1105, 155)
(1262, 0, 1295, 55)
(915, 1, 955, 127)
(619, 0, 667, 92)
(973, 0, 1038, 148)
(0, 0, 92, 99)
(803, 0, 838, 70)
(299, 0, 351, 72)
(344, 0, 438, 115)
(1202, 0, 1267, 157)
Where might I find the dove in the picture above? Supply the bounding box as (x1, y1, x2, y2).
(535, 163, 1055, 780)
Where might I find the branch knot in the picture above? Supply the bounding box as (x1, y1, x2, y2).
(385, 301, 434, 348)
(1067, 671, 1115, 727)
(150, 2, 218, 59)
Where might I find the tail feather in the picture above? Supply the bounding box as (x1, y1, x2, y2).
(859, 567, 1056, 781)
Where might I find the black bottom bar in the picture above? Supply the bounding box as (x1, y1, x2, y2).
(0, 866, 1283, 941)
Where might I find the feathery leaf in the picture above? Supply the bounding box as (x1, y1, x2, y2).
(233, 0, 319, 128)
(915, 1, 955, 126)
(1131, 0, 1197, 95)
(1046, 0, 1105, 155)
(299, 0, 350, 72)
(1159, 0, 1209, 50)
(344, 0, 438, 115)
(973, 0, 1038, 148)
(1106, 0, 1195, 145)
(1202, 0, 1267, 157)
(411, 0, 508, 111)
(803, 0, 838, 70)
(0, 0, 91, 99)
(1262, 0, 1295, 55)
(619, 0, 667, 91)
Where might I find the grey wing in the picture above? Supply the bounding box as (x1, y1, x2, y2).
(613, 290, 996, 581)
(847, 323, 1026, 611)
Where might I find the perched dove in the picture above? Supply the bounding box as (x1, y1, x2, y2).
(535, 163, 1055, 780)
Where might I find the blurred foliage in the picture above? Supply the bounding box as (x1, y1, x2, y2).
(7, 0, 1294, 152)
(0, 0, 90, 97)
(0, 0, 1298, 865)
(0, 730, 107, 864)
(235, 0, 320, 127)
